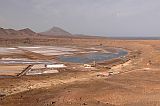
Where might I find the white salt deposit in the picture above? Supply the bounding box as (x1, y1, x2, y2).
(26, 72, 42, 75)
(1, 58, 29, 60)
(18, 46, 41, 49)
(17, 46, 78, 56)
(0, 47, 22, 54)
(40, 52, 73, 56)
(7, 48, 17, 50)
(46, 46, 78, 52)
(31, 50, 60, 53)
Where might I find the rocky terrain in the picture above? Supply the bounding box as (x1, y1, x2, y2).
(0, 27, 160, 106)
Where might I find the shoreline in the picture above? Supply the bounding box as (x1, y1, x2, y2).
(0, 48, 131, 96)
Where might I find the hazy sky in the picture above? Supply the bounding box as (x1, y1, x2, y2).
(0, 0, 160, 37)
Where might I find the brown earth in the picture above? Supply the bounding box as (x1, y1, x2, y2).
(0, 37, 160, 106)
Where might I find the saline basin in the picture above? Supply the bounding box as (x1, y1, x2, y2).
(59, 48, 128, 64)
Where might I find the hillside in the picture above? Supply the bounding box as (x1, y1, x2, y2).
(0, 27, 38, 38)
(40, 27, 72, 36)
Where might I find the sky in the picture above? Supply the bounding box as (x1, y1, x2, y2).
(0, 0, 160, 37)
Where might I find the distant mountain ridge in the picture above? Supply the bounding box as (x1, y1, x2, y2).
(18, 28, 37, 36)
(0, 28, 19, 36)
(40, 27, 72, 36)
(0, 26, 73, 38)
(0, 27, 38, 38)
(0, 26, 99, 38)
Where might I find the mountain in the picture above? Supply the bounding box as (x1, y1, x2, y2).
(0, 28, 21, 37)
(0, 27, 38, 38)
(18, 28, 38, 36)
(0, 28, 20, 37)
(40, 27, 72, 36)
(0, 28, 8, 36)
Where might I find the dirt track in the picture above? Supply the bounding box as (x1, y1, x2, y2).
(0, 38, 160, 106)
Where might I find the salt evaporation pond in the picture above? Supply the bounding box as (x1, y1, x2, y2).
(59, 48, 128, 64)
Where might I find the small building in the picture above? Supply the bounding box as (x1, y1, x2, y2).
(45, 64, 66, 68)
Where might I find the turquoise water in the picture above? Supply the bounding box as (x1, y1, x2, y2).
(59, 48, 128, 64)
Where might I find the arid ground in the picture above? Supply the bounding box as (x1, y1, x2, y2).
(0, 37, 160, 106)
